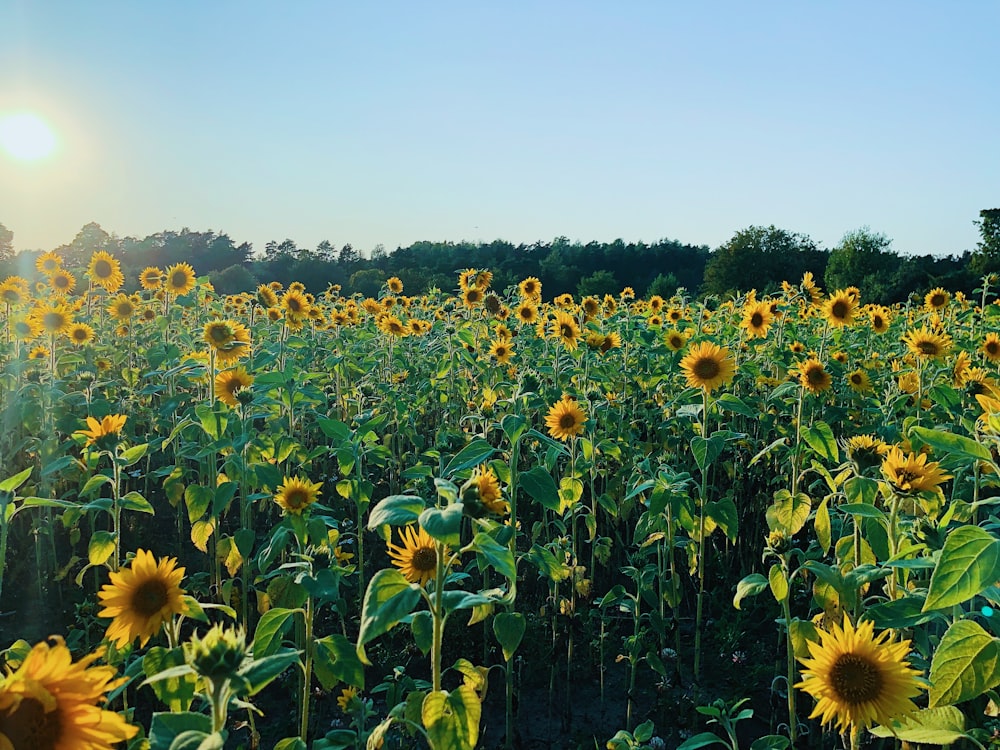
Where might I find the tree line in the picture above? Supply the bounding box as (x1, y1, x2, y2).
(1, 209, 997, 304)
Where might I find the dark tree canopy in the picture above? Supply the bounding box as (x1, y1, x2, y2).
(701, 226, 827, 297)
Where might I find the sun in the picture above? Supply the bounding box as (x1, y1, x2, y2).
(0, 112, 57, 161)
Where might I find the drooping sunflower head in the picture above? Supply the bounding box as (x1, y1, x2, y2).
(881, 446, 952, 495)
(845, 434, 889, 473)
(163, 262, 197, 296)
(97, 549, 188, 648)
(923, 286, 950, 311)
(87, 250, 124, 292)
(679, 340, 736, 393)
(387, 524, 441, 587)
(274, 476, 322, 515)
(903, 326, 953, 359)
(0, 636, 139, 749)
(215, 367, 254, 407)
(796, 617, 923, 734)
(484, 292, 503, 316)
(464, 466, 509, 516)
(798, 358, 832, 395)
(544, 394, 587, 441)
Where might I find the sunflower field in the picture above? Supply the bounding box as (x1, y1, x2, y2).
(2, 252, 1000, 750)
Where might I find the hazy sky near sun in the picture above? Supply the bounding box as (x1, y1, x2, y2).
(1, 1, 997, 258)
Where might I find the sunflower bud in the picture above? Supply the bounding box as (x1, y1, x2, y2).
(766, 529, 789, 554)
(186, 624, 247, 682)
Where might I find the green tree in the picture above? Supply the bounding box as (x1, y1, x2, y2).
(348, 268, 385, 297)
(702, 225, 825, 297)
(0, 222, 13, 263)
(824, 227, 898, 303)
(645, 272, 680, 299)
(209, 264, 259, 295)
(576, 269, 618, 298)
(970, 208, 1000, 276)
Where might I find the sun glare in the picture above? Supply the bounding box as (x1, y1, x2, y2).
(0, 112, 58, 161)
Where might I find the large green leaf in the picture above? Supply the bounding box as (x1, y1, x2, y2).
(870, 706, 966, 744)
(148, 712, 213, 750)
(928, 619, 1000, 707)
(422, 686, 481, 750)
(314, 634, 365, 690)
(470, 532, 516, 580)
(88, 531, 116, 566)
(690, 435, 725, 473)
(924, 526, 1000, 611)
(733, 574, 768, 610)
(519, 467, 560, 511)
(251, 607, 298, 658)
(0, 467, 33, 493)
(143, 647, 196, 712)
(367, 495, 426, 529)
(766, 490, 811, 535)
(443, 439, 495, 477)
(356, 569, 422, 665)
(802, 421, 839, 463)
(493, 612, 526, 661)
(815, 497, 831, 555)
(910, 426, 992, 462)
(238, 651, 300, 696)
(419, 504, 463, 546)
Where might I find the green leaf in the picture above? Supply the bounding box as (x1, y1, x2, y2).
(273, 739, 308, 750)
(195, 404, 227, 440)
(251, 607, 298, 658)
(802, 421, 838, 463)
(444, 439, 495, 477)
(422, 686, 481, 750)
(924, 526, 1000, 611)
(493, 612, 526, 661)
(733, 574, 768, 610)
(88, 531, 116, 566)
(80, 473, 113, 498)
(412, 610, 434, 655)
(184, 484, 213, 524)
(470, 532, 516, 580)
(870, 706, 966, 744)
(367, 495, 426, 529)
(716, 393, 755, 417)
(815, 497, 831, 555)
(525, 544, 571, 582)
(705, 497, 738, 541)
(0, 467, 33, 493)
(519, 466, 560, 511)
(843, 476, 879, 505)
(910, 425, 992, 462)
(419, 504, 463, 547)
(148, 711, 213, 750)
(691, 435, 724, 473)
(768, 564, 788, 603)
(838, 503, 887, 521)
(675, 732, 728, 750)
(314, 634, 365, 690)
(120, 490, 155, 514)
(238, 651, 300, 696)
(119, 443, 148, 467)
(928, 619, 1000, 707)
(143, 646, 196, 712)
(212, 481, 238, 517)
(749, 737, 791, 750)
(357, 569, 422, 664)
(766, 490, 811, 535)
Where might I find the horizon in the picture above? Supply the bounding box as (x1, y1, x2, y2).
(2, 2, 998, 259)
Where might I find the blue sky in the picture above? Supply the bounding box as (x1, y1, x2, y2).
(1, 1, 997, 258)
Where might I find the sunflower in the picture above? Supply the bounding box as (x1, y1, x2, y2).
(10, 315, 40, 342)
(796, 617, 923, 735)
(822, 289, 857, 327)
(845, 435, 890, 473)
(215, 367, 254, 407)
(386, 276, 404, 294)
(0, 636, 138, 749)
(32, 303, 73, 335)
(846, 369, 872, 394)
(518, 277, 542, 300)
(483, 292, 503, 316)
(960, 367, 1000, 398)
(66, 323, 95, 346)
(544, 394, 587, 441)
(581, 296, 601, 320)
(35, 250, 63, 275)
(138, 267, 163, 291)
(163, 262, 197, 296)
(923, 287, 950, 311)
(798, 358, 832, 395)
(462, 287, 484, 309)
(106, 294, 137, 321)
(75, 414, 128, 450)
(203, 319, 251, 365)
(0, 279, 28, 306)
(549, 310, 580, 351)
(515, 302, 538, 325)
(903, 326, 952, 359)
(680, 341, 736, 393)
(387, 524, 441, 587)
(28, 345, 49, 360)
(281, 289, 310, 320)
(983, 333, 1000, 364)
(488, 338, 514, 364)
(741, 300, 772, 338)
(274, 476, 322, 515)
(378, 315, 407, 337)
(86, 251, 124, 293)
(664, 329, 687, 352)
(881, 446, 951, 495)
(457, 268, 479, 292)
(97, 549, 188, 647)
(470, 467, 508, 516)
(48, 269, 76, 295)
(596, 331, 621, 354)
(337, 686, 360, 713)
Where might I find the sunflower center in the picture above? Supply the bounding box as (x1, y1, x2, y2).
(851, 373, 863, 385)
(831, 300, 849, 320)
(285, 489, 308, 509)
(43, 312, 64, 329)
(987, 342, 999, 356)
(560, 324, 574, 338)
(829, 653, 883, 704)
(874, 316, 885, 329)
(930, 293, 945, 307)
(0, 695, 62, 749)
(94, 260, 113, 277)
(133, 579, 169, 617)
(917, 341, 939, 356)
(209, 325, 233, 344)
(693, 357, 720, 381)
(807, 367, 827, 385)
(750, 312, 764, 327)
(559, 412, 578, 429)
(412, 546, 437, 572)
(72, 329, 87, 342)
(170, 271, 187, 287)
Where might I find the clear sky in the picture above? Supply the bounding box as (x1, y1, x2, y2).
(1, 1, 997, 258)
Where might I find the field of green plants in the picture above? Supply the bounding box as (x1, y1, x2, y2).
(2, 252, 1000, 750)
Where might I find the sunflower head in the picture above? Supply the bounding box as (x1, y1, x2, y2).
(544, 394, 587, 441)
(903, 326, 953, 359)
(798, 358, 832, 395)
(983, 333, 1000, 363)
(881, 446, 951, 495)
(67, 322, 95, 346)
(387, 524, 441, 587)
(87, 250, 124, 292)
(274, 476, 322, 515)
(215, 367, 254, 407)
(823, 290, 857, 327)
(796, 617, 923, 735)
(924, 286, 950, 311)
(386, 276, 404, 294)
(139, 267, 164, 290)
(680, 341, 736, 393)
(185, 623, 248, 682)
(462, 467, 509, 517)
(163, 263, 197, 296)
(98, 549, 188, 647)
(75, 414, 128, 450)
(518, 277, 541, 300)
